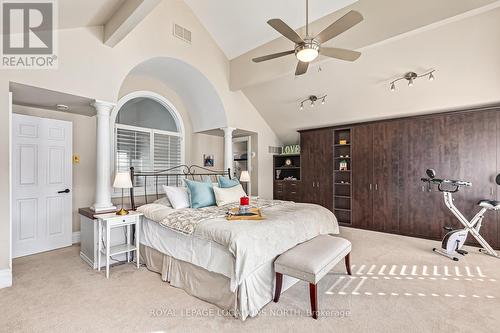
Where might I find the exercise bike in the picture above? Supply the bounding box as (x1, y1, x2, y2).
(421, 169, 500, 261)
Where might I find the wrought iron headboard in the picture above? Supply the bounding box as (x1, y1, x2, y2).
(129, 165, 231, 210)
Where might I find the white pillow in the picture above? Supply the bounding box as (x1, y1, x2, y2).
(153, 196, 172, 207)
(162, 185, 190, 209)
(213, 184, 247, 206)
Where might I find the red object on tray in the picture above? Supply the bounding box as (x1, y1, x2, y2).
(240, 196, 249, 206)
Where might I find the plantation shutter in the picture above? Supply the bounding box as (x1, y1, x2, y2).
(153, 133, 182, 171)
(115, 127, 152, 173)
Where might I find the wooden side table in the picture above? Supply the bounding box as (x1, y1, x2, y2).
(94, 211, 143, 278)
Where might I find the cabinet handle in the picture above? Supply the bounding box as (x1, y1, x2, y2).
(490, 187, 494, 196)
(369, 184, 372, 191)
(317, 182, 320, 188)
(312, 182, 315, 188)
(375, 184, 378, 191)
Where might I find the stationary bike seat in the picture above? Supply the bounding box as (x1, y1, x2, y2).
(478, 200, 500, 210)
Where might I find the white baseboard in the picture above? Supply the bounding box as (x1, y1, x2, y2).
(72, 231, 81, 244)
(0, 269, 12, 289)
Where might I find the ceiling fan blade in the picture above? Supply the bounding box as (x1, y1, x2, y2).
(267, 19, 304, 44)
(252, 50, 295, 63)
(295, 61, 309, 76)
(320, 47, 361, 61)
(315, 10, 363, 43)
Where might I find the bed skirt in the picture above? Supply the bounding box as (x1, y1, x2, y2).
(140, 244, 298, 320)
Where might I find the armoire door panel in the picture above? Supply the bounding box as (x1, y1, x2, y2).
(300, 131, 317, 204)
(352, 125, 373, 229)
(372, 121, 401, 233)
(443, 111, 498, 248)
(399, 116, 445, 239)
(316, 129, 333, 211)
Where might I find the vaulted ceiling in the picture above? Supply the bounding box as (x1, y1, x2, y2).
(185, 0, 500, 144)
(184, 0, 358, 59)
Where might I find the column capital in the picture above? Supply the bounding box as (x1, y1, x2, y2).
(92, 100, 116, 114)
(221, 127, 236, 136)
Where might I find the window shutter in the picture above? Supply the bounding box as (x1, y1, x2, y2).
(115, 127, 152, 173)
(154, 133, 182, 171)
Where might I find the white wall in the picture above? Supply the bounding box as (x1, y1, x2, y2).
(0, 0, 280, 272)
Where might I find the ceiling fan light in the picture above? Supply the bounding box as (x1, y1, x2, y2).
(408, 78, 414, 87)
(390, 83, 396, 92)
(296, 48, 319, 62)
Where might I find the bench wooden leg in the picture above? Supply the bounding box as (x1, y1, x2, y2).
(274, 272, 283, 303)
(309, 283, 318, 319)
(345, 252, 352, 275)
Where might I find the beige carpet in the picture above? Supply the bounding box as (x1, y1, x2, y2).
(1, 227, 499, 333)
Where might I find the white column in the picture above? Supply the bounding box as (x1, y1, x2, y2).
(221, 127, 235, 175)
(91, 100, 116, 212)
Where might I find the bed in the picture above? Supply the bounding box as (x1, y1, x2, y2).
(130, 165, 339, 320)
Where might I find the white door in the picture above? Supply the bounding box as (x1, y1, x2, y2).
(12, 114, 73, 258)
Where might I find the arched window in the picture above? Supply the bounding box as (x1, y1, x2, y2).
(113, 93, 184, 180)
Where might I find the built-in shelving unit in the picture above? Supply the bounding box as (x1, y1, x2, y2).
(273, 154, 301, 180)
(333, 128, 352, 225)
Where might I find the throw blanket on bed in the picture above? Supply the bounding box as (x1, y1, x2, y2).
(157, 198, 290, 234)
(138, 199, 338, 292)
(193, 202, 338, 291)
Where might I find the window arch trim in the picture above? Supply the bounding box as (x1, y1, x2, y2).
(110, 91, 186, 197)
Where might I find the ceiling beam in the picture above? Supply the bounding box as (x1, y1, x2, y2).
(104, 0, 161, 47)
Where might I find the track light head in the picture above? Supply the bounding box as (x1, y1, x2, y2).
(390, 83, 396, 92)
(429, 72, 435, 81)
(408, 78, 414, 87)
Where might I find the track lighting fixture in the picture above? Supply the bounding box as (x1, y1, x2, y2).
(299, 94, 327, 111)
(389, 70, 436, 92)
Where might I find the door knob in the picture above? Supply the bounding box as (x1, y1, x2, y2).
(58, 188, 70, 194)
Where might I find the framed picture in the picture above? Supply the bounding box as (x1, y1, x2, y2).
(203, 154, 214, 167)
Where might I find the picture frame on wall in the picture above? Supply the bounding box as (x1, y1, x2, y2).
(203, 154, 215, 167)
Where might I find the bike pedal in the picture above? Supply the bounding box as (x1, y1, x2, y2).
(456, 249, 468, 256)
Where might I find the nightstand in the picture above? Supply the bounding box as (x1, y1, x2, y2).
(94, 211, 143, 278)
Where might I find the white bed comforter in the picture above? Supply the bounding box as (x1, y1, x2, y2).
(138, 201, 338, 291)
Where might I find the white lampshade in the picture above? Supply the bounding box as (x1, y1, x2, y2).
(240, 170, 250, 182)
(113, 172, 133, 189)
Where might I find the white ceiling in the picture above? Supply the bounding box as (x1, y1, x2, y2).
(10, 83, 96, 117)
(242, 5, 500, 144)
(58, 0, 123, 29)
(184, 0, 358, 59)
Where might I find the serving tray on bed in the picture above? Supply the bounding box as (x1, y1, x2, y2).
(226, 208, 264, 221)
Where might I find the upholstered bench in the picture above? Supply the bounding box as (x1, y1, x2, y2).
(273, 235, 352, 319)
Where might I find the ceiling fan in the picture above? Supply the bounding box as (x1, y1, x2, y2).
(252, 0, 363, 76)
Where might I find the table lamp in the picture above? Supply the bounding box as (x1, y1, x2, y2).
(113, 172, 133, 215)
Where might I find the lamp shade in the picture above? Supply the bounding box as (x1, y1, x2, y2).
(239, 170, 250, 183)
(113, 172, 133, 189)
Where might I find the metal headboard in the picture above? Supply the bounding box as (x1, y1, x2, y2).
(129, 165, 231, 210)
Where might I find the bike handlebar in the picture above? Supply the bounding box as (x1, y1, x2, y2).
(421, 174, 472, 193)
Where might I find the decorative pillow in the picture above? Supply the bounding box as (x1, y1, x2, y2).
(185, 179, 216, 208)
(162, 185, 190, 210)
(217, 176, 240, 188)
(153, 196, 172, 207)
(213, 184, 247, 206)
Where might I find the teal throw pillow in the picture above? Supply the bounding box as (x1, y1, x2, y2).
(217, 176, 240, 188)
(185, 178, 216, 208)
